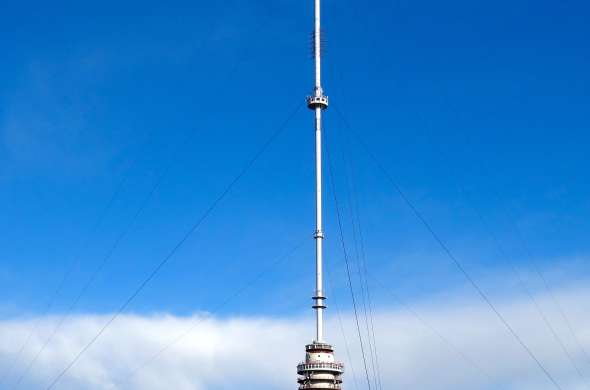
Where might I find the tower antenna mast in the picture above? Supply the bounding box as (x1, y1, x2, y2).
(297, 0, 344, 387)
(311, 0, 327, 344)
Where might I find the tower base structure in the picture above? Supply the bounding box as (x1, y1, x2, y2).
(297, 342, 344, 389)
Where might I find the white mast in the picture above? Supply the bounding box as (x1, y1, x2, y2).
(297, 0, 343, 388)
(312, 0, 327, 343)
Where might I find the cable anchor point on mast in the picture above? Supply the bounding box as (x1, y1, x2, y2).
(307, 88, 329, 110)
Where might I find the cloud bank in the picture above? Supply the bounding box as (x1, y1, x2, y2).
(2, 285, 590, 390)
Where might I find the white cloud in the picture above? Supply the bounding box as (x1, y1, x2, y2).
(2, 284, 590, 390)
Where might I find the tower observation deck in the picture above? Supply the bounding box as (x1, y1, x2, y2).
(296, 0, 344, 389)
(297, 343, 344, 389)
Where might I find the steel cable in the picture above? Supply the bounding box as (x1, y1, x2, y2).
(325, 128, 373, 390)
(334, 105, 564, 390)
(44, 102, 303, 389)
(105, 239, 306, 389)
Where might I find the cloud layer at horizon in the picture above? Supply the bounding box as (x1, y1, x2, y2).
(2, 282, 590, 390)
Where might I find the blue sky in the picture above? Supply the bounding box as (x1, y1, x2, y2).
(1, 0, 589, 388)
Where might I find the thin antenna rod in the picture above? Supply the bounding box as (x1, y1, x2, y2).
(314, 0, 322, 90)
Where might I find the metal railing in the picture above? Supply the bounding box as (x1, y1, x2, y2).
(298, 383, 342, 389)
(305, 343, 333, 351)
(297, 362, 344, 372)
